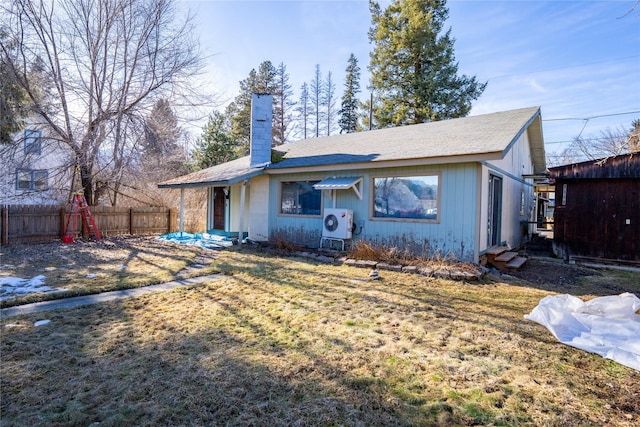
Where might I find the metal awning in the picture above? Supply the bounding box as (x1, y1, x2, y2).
(314, 176, 363, 200)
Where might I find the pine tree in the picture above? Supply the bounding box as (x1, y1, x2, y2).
(309, 64, 324, 137)
(297, 82, 310, 140)
(192, 111, 238, 169)
(1, 31, 33, 145)
(273, 62, 295, 146)
(338, 54, 361, 134)
(143, 99, 181, 160)
(134, 100, 188, 188)
(229, 61, 278, 154)
(368, 0, 486, 127)
(324, 71, 337, 136)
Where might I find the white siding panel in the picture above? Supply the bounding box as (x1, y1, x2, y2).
(249, 175, 270, 241)
(481, 131, 536, 251)
(229, 182, 250, 234)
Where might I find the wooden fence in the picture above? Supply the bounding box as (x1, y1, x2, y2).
(0, 205, 178, 245)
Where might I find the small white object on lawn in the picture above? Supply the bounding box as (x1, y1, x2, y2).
(34, 319, 51, 327)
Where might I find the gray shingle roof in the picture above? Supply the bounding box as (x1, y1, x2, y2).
(271, 106, 542, 170)
(158, 106, 544, 188)
(158, 156, 262, 188)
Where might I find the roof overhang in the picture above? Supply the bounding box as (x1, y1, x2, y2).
(313, 176, 363, 200)
(157, 157, 264, 189)
(157, 169, 263, 189)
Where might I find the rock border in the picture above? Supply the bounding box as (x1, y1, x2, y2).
(289, 250, 486, 281)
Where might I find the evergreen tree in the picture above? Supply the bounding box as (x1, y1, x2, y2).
(273, 62, 295, 146)
(229, 61, 278, 154)
(338, 54, 361, 133)
(192, 110, 238, 169)
(143, 99, 181, 160)
(324, 71, 337, 136)
(0, 30, 29, 144)
(297, 82, 310, 140)
(368, 0, 486, 127)
(309, 64, 324, 137)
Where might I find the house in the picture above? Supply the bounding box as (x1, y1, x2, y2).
(0, 120, 72, 206)
(550, 154, 640, 264)
(159, 95, 546, 263)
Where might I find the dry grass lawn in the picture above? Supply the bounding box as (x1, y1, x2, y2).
(1, 240, 639, 426)
(0, 236, 216, 308)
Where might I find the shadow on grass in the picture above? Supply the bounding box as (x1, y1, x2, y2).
(2, 247, 638, 425)
(0, 236, 217, 309)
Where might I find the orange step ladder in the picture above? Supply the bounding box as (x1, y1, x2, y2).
(63, 192, 101, 243)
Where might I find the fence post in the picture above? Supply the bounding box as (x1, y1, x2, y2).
(167, 208, 172, 234)
(60, 208, 66, 239)
(1, 207, 7, 246)
(129, 208, 134, 235)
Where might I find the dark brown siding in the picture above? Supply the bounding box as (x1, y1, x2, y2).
(550, 154, 640, 179)
(554, 178, 640, 261)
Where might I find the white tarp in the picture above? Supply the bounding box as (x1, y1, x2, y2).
(525, 293, 640, 371)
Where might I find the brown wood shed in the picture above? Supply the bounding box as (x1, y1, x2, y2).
(550, 154, 640, 264)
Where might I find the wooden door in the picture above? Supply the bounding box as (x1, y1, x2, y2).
(213, 188, 225, 230)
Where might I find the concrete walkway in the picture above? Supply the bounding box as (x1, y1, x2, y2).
(0, 274, 221, 318)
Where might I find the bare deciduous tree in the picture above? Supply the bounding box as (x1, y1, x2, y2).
(1, 0, 205, 205)
(553, 120, 640, 165)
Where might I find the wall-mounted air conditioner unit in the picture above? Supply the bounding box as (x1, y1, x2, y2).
(322, 208, 353, 239)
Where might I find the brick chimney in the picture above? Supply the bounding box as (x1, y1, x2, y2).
(250, 93, 273, 168)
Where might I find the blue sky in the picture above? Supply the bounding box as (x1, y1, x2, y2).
(181, 0, 640, 162)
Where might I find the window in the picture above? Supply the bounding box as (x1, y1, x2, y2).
(280, 180, 321, 215)
(373, 175, 439, 220)
(16, 169, 48, 191)
(24, 129, 42, 155)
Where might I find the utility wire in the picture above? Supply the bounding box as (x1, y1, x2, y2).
(486, 55, 640, 81)
(542, 110, 640, 122)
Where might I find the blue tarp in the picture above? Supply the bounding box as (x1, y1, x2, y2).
(157, 232, 235, 249)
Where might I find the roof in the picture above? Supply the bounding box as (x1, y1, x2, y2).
(549, 153, 640, 180)
(270, 106, 544, 172)
(158, 156, 263, 189)
(159, 106, 545, 189)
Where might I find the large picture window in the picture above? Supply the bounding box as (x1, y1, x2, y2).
(373, 175, 439, 220)
(16, 169, 48, 191)
(280, 180, 322, 216)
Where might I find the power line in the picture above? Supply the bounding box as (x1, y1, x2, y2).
(486, 55, 640, 81)
(543, 110, 640, 122)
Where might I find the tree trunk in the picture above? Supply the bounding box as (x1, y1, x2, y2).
(80, 164, 94, 205)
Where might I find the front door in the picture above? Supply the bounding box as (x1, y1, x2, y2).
(213, 188, 226, 230)
(488, 175, 502, 246)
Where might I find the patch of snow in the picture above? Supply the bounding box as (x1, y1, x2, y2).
(0, 275, 65, 301)
(34, 319, 51, 327)
(86, 274, 97, 279)
(4, 324, 25, 328)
